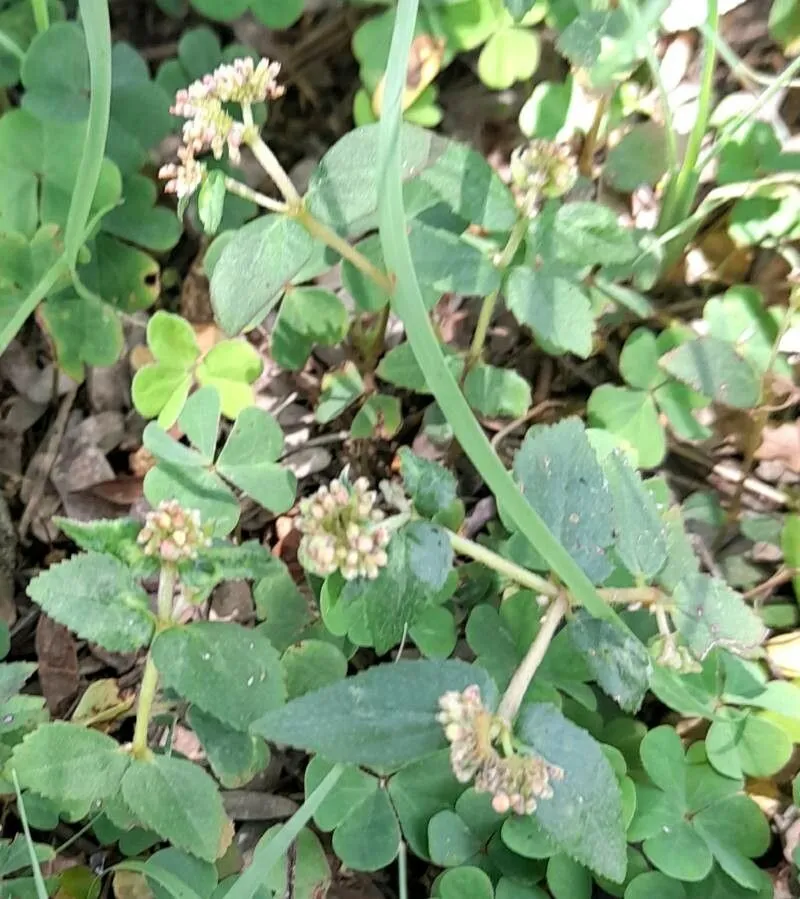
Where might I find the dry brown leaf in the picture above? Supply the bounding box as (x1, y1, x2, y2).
(88, 475, 145, 506)
(113, 870, 153, 899)
(756, 423, 800, 473)
(71, 678, 133, 731)
(35, 614, 79, 716)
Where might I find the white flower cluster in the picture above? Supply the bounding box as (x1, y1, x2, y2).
(159, 57, 283, 199)
(438, 686, 563, 816)
(138, 500, 212, 563)
(296, 478, 390, 581)
(510, 140, 578, 214)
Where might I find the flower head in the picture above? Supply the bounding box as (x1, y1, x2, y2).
(138, 500, 213, 563)
(159, 56, 283, 200)
(438, 686, 563, 816)
(510, 140, 578, 215)
(296, 477, 390, 581)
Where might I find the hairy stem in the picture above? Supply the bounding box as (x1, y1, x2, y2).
(465, 217, 528, 373)
(448, 530, 663, 607)
(224, 176, 288, 213)
(249, 135, 301, 207)
(296, 207, 395, 294)
(497, 594, 569, 723)
(131, 566, 175, 760)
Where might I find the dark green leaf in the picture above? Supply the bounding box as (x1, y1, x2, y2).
(152, 621, 285, 730)
(198, 171, 227, 235)
(350, 394, 402, 439)
(659, 337, 760, 409)
(340, 522, 454, 653)
(398, 448, 458, 518)
(332, 787, 400, 871)
(517, 703, 626, 881)
(26, 552, 154, 652)
(11, 722, 130, 805)
(568, 611, 651, 712)
(587, 386, 666, 469)
(210, 215, 315, 335)
(251, 659, 498, 769)
(281, 640, 348, 700)
(377, 342, 464, 393)
(605, 122, 669, 191)
(315, 362, 365, 423)
(428, 810, 482, 867)
(408, 221, 501, 296)
(513, 419, 614, 583)
(121, 755, 228, 862)
(464, 363, 531, 419)
(144, 464, 239, 537)
(188, 707, 269, 789)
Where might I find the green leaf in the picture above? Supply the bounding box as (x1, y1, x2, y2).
(516, 703, 626, 881)
(659, 337, 760, 409)
(101, 175, 181, 253)
(144, 849, 218, 899)
(341, 236, 391, 312)
(625, 872, 687, 899)
(253, 566, 310, 653)
(377, 341, 464, 393)
(132, 367, 192, 423)
(478, 27, 540, 90)
(770, 0, 800, 53)
(410, 606, 458, 658)
(505, 267, 594, 358)
(272, 287, 348, 371)
(258, 825, 331, 899)
(144, 422, 208, 469)
(178, 387, 221, 462)
(306, 758, 378, 832)
(705, 710, 792, 779)
(502, 815, 558, 860)
(619, 327, 663, 390)
(251, 659, 498, 769)
(216, 407, 296, 514)
(211, 215, 315, 335)
(281, 640, 348, 700)
(350, 394, 402, 439)
(11, 722, 130, 805)
(195, 340, 263, 420)
(534, 202, 639, 268)
(187, 707, 269, 790)
(178, 541, 279, 601)
(546, 854, 591, 899)
(568, 611, 651, 712)
(603, 452, 667, 578)
(588, 386, 665, 470)
(693, 795, 770, 890)
(251, 0, 304, 28)
(39, 292, 124, 381)
(340, 522, 454, 653)
(512, 418, 614, 583)
(26, 552, 154, 652)
(412, 138, 518, 232)
(671, 573, 765, 660)
(387, 750, 463, 859)
(152, 621, 285, 731)
(305, 123, 444, 236)
(144, 464, 239, 538)
(0, 663, 37, 704)
(428, 810, 482, 867)
(464, 363, 531, 419)
(198, 170, 227, 235)
(22, 23, 90, 122)
(121, 754, 228, 862)
(332, 786, 400, 871)
(399, 448, 459, 518)
(435, 867, 494, 899)
(604, 122, 669, 192)
(408, 221, 501, 296)
(55, 517, 151, 574)
(315, 362, 365, 423)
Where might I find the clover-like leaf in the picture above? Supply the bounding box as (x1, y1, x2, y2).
(350, 394, 402, 440)
(144, 464, 239, 537)
(26, 552, 154, 652)
(399, 449, 459, 519)
(153, 621, 285, 731)
(121, 754, 229, 862)
(660, 336, 760, 409)
(377, 341, 464, 393)
(272, 287, 348, 371)
(258, 825, 331, 899)
(587, 386, 666, 469)
(251, 659, 498, 770)
(11, 722, 130, 805)
(216, 406, 296, 514)
(408, 220, 501, 297)
(604, 122, 669, 192)
(464, 363, 531, 419)
(315, 362, 365, 423)
(211, 215, 316, 335)
(282, 640, 348, 701)
(478, 27, 540, 90)
(195, 339, 263, 420)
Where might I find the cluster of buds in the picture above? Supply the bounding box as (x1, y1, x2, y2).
(510, 140, 578, 216)
(138, 500, 213, 564)
(159, 57, 284, 200)
(438, 686, 563, 816)
(296, 478, 390, 581)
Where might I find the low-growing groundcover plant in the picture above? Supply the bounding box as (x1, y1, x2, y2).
(2, 0, 800, 898)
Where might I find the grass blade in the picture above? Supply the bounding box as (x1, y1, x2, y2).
(11, 769, 50, 899)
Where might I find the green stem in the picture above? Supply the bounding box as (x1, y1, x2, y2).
(223, 176, 288, 213)
(376, 0, 619, 624)
(131, 566, 175, 760)
(465, 217, 528, 373)
(223, 764, 346, 899)
(30, 0, 49, 33)
(497, 594, 569, 723)
(11, 772, 49, 899)
(249, 135, 301, 207)
(296, 207, 395, 294)
(658, 0, 718, 233)
(0, 258, 69, 355)
(0, 27, 25, 60)
(398, 842, 408, 899)
(64, 0, 111, 267)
